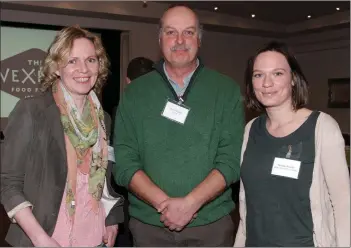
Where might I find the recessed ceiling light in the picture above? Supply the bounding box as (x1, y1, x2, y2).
(336, 7, 340, 11)
(214, 6, 218, 11)
(307, 15, 311, 19)
(251, 14, 255, 18)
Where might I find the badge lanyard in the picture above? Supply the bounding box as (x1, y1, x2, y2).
(159, 64, 203, 125)
(161, 64, 203, 106)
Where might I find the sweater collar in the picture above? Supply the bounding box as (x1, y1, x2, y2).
(153, 57, 204, 80)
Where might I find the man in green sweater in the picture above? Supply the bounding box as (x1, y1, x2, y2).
(113, 4, 244, 246)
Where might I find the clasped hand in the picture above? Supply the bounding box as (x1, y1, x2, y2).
(157, 197, 200, 232)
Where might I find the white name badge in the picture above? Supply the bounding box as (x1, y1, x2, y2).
(108, 146, 115, 163)
(271, 157, 301, 179)
(161, 100, 190, 124)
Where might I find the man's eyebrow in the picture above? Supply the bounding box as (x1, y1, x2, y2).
(163, 26, 197, 30)
(163, 25, 174, 29)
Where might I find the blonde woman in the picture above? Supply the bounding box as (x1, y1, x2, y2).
(1, 26, 124, 247)
(234, 41, 350, 247)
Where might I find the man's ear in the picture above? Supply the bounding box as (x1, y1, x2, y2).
(55, 70, 60, 77)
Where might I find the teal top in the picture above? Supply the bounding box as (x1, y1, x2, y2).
(241, 111, 320, 246)
(113, 59, 244, 227)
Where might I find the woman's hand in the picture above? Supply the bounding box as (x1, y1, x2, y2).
(33, 233, 61, 247)
(13, 207, 60, 247)
(103, 224, 118, 247)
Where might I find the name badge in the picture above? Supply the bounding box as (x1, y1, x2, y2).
(108, 146, 115, 163)
(161, 99, 190, 125)
(271, 157, 301, 179)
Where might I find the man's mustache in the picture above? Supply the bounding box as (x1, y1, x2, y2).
(171, 45, 190, 51)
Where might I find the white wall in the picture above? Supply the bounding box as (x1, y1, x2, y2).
(288, 28, 350, 133)
(1, 8, 349, 130)
(0, 9, 161, 61)
(200, 31, 274, 87)
(0, 9, 274, 91)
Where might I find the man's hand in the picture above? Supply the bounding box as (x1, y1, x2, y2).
(157, 196, 200, 231)
(103, 224, 118, 247)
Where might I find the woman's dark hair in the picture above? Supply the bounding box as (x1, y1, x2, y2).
(245, 41, 309, 111)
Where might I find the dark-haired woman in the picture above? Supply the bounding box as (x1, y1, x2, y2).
(234, 41, 350, 247)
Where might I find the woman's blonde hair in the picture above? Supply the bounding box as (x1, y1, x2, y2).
(40, 25, 110, 94)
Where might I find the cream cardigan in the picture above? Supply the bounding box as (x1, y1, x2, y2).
(234, 112, 350, 247)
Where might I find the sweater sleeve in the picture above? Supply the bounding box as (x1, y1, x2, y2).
(113, 91, 142, 188)
(214, 83, 245, 186)
(320, 114, 350, 247)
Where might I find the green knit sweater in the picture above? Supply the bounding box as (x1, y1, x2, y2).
(113, 61, 244, 227)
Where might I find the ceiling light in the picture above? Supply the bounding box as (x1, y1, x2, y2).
(251, 14, 255, 18)
(214, 6, 218, 11)
(307, 15, 311, 19)
(336, 7, 340, 11)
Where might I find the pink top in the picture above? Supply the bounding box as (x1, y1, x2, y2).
(52, 170, 106, 247)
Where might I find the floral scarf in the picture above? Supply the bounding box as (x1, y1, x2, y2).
(52, 81, 108, 217)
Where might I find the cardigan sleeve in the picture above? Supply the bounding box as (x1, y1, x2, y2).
(319, 114, 350, 247)
(102, 111, 125, 226)
(234, 118, 256, 247)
